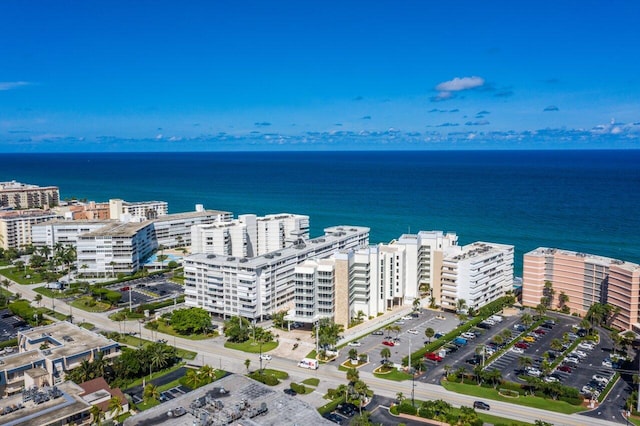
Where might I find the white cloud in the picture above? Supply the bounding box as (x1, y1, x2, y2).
(0, 81, 30, 91)
(435, 76, 485, 92)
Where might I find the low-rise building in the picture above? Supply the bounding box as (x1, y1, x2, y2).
(154, 207, 232, 249)
(31, 219, 112, 248)
(109, 198, 168, 221)
(0, 322, 119, 397)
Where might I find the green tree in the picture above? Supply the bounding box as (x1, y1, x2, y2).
(90, 404, 103, 426)
(380, 347, 391, 365)
(315, 318, 344, 351)
(224, 315, 251, 343)
(412, 298, 421, 312)
(171, 307, 212, 335)
(424, 327, 435, 343)
(34, 294, 42, 306)
(107, 396, 123, 419)
(346, 367, 359, 384)
(143, 383, 160, 403)
(518, 356, 533, 372)
(521, 312, 533, 327)
(456, 298, 467, 314)
(244, 358, 251, 372)
(185, 368, 202, 389)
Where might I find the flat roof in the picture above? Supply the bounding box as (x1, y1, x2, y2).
(188, 225, 370, 268)
(124, 374, 333, 426)
(153, 210, 232, 223)
(0, 181, 58, 190)
(0, 381, 89, 426)
(524, 247, 637, 268)
(36, 219, 114, 227)
(80, 220, 153, 237)
(19, 322, 118, 359)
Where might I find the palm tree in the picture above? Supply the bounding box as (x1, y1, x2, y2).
(346, 367, 359, 384)
(380, 347, 391, 365)
(521, 312, 533, 327)
(149, 343, 171, 374)
(456, 298, 467, 314)
(412, 298, 421, 312)
(455, 366, 466, 383)
(244, 358, 251, 372)
(185, 368, 202, 388)
(424, 327, 435, 344)
(534, 303, 547, 319)
(348, 348, 358, 361)
(143, 383, 160, 403)
(107, 396, 123, 420)
(34, 294, 42, 307)
(473, 364, 484, 385)
(550, 338, 563, 352)
(90, 404, 103, 426)
(558, 292, 569, 309)
(486, 369, 503, 388)
(518, 356, 533, 372)
(199, 364, 216, 383)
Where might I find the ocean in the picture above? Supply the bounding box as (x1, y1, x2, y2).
(1, 150, 639, 275)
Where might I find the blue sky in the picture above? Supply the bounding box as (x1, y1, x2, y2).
(1, 0, 639, 151)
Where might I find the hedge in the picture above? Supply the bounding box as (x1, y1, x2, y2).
(248, 371, 279, 386)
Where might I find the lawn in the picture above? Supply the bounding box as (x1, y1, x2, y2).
(257, 368, 289, 380)
(224, 339, 279, 353)
(373, 368, 413, 381)
(134, 398, 161, 411)
(78, 322, 95, 330)
(0, 267, 48, 284)
(33, 287, 67, 298)
(110, 333, 197, 360)
(150, 320, 217, 341)
(124, 364, 185, 390)
(441, 381, 586, 414)
(70, 296, 112, 312)
(302, 378, 320, 387)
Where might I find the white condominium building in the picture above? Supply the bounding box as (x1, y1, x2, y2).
(191, 213, 309, 257)
(108, 198, 169, 221)
(184, 226, 369, 320)
(0, 181, 60, 209)
(391, 230, 459, 303)
(76, 221, 156, 277)
(441, 242, 514, 312)
(0, 210, 59, 250)
(292, 259, 337, 324)
(153, 208, 232, 249)
(31, 219, 112, 248)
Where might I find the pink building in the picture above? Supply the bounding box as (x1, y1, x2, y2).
(523, 247, 640, 331)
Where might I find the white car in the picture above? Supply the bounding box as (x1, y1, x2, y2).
(602, 360, 613, 368)
(348, 341, 362, 347)
(511, 346, 524, 354)
(395, 320, 406, 325)
(592, 374, 609, 384)
(260, 354, 272, 361)
(571, 350, 587, 359)
(402, 315, 413, 320)
(526, 368, 542, 377)
(407, 329, 418, 335)
(565, 356, 579, 364)
(544, 376, 559, 383)
(578, 342, 595, 350)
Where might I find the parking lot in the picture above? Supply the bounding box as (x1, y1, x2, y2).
(109, 277, 184, 308)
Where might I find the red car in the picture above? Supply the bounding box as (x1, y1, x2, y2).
(425, 352, 443, 362)
(514, 342, 529, 349)
(533, 328, 547, 335)
(557, 365, 572, 373)
(382, 340, 395, 347)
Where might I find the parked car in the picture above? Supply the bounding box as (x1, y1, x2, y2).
(395, 320, 406, 325)
(371, 330, 384, 336)
(570, 350, 587, 359)
(473, 401, 490, 411)
(514, 342, 529, 349)
(337, 403, 356, 417)
(578, 342, 595, 350)
(348, 341, 362, 347)
(434, 332, 444, 339)
(526, 368, 542, 377)
(533, 328, 547, 335)
(382, 340, 395, 347)
(522, 336, 536, 343)
(564, 356, 579, 365)
(323, 413, 344, 425)
(557, 365, 572, 373)
(407, 329, 418, 335)
(401, 315, 413, 320)
(602, 359, 613, 368)
(544, 376, 560, 383)
(425, 352, 443, 362)
(592, 375, 609, 384)
(284, 388, 297, 396)
(466, 357, 482, 365)
(461, 332, 476, 339)
(511, 346, 524, 354)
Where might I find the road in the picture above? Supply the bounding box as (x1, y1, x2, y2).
(4, 279, 623, 426)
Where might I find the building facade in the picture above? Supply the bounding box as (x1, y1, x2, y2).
(0, 181, 60, 210)
(191, 213, 309, 257)
(440, 242, 514, 312)
(76, 221, 156, 277)
(523, 247, 640, 331)
(153, 208, 232, 249)
(31, 219, 112, 249)
(108, 198, 169, 221)
(184, 226, 370, 320)
(0, 210, 59, 250)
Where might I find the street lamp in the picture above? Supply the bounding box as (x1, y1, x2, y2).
(138, 319, 143, 347)
(409, 339, 415, 407)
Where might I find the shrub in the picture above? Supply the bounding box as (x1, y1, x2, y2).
(396, 401, 417, 416)
(290, 383, 306, 394)
(248, 372, 279, 386)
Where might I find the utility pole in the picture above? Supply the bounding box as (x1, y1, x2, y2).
(129, 287, 132, 312)
(409, 339, 415, 407)
(316, 319, 319, 356)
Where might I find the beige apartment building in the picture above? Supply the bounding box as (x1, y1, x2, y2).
(0, 181, 60, 209)
(0, 209, 59, 250)
(523, 247, 640, 331)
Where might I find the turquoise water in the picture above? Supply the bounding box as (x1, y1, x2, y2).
(1, 150, 639, 275)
